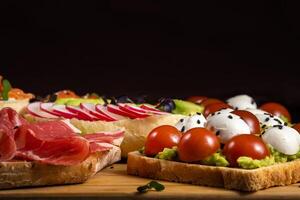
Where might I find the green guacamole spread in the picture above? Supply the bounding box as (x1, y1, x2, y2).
(153, 145, 300, 169)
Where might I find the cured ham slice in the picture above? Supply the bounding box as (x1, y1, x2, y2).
(83, 130, 124, 153)
(0, 108, 124, 166)
(15, 121, 90, 165)
(0, 108, 26, 161)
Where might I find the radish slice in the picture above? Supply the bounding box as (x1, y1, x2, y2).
(140, 104, 167, 115)
(107, 104, 140, 118)
(95, 105, 128, 120)
(40, 102, 61, 116)
(66, 105, 97, 121)
(80, 103, 115, 121)
(52, 105, 78, 119)
(118, 103, 150, 118)
(27, 102, 58, 119)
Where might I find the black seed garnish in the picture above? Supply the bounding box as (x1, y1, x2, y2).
(251, 99, 255, 105)
(212, 112, 215, 116)
(197, 119, 201, 124)
(261, 124, 266, 129)
(235, 107, 238, 110)
(264, 113, 270, 115)
(261, 131, 265, 135)
(196, 112, 202, 115)
(181, 126, 185, 132)
(274, 118, 282, 124)
(284, 122, 288, 126)
(265, 117, 270, 122)
(217, 112, 221, 115)
(273, 125, 283, 129)
(180, 118, 184, 123)
(228, 115, 233, 119)
(216, 130, 220, 136)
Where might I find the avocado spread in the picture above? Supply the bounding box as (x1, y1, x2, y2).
(153, 145, 300, 169)
(172, 99, 204, 115)
(55, 98, 105, 106)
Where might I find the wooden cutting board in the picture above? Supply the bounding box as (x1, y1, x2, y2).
(0, 164, 300, 200)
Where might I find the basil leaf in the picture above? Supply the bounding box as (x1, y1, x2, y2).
(149, 181, 165, 191)
(1, 79, 12, 100)
(137, 181, 165, 193)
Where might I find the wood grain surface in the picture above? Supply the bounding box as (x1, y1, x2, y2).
(0, 164, 300, 200)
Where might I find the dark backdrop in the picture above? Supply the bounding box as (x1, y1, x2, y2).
(1, 1, 300, 120)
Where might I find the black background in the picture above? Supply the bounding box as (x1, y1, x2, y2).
(1, 1, 300, 120)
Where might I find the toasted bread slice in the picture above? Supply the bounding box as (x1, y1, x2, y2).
(127, 151, 300, 191)
(70, 114, 183, 157)
(0, 147, 121, 189)
(0, 99, 29, 113)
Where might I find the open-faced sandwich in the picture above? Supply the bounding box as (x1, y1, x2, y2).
(127, 94, 300, 191)
(0, 107, 123, 189)
(23, 92, 204, 157)
(0, 76, 34, 113)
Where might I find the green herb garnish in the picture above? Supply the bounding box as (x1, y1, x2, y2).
(137, 181, 165, 193)
(1, 79, 12, 100)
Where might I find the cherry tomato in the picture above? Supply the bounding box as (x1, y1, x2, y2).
(178, 128, 220, 162)
(144, 125, 182, 156)
(223, 134, 269, 167)
(260, 102, 291, 122)
(204, 102, 232, 117)
(293, 123, 300, 133)
(201, 98, 224, 108)
(186, 96, 208, 104)
(231, 110, 261, 135)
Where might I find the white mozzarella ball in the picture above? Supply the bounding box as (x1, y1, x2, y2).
(175, 117, 189, 132)
(207, 108, 234, 120)
(185, 113, 207, 131)
(256, 113, 285, 128)
(207, 113, 251, 143)
(262, 126, 300, 155)
(226, 94, 257, 110)
(175, 113, 206, 132)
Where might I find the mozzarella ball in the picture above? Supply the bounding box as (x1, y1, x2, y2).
(255, 113, 285, 128)
(262, 126, 300, 155)
(226, 94, 257, 110)
(207, 113, 251, 143)
(175, 113, 206, 132)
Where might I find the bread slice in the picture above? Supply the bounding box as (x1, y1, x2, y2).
(70, 114, 183, 157)
(0, 146, 121, 189)
(127, 151, 300, 191)
(0, 99, 29, 113)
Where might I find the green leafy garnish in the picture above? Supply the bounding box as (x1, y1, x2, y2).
(137, 181, 165, 193)
(1, 79, 12, 100)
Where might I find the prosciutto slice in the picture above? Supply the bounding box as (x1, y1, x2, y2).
(15, 121, 90, 165)
(0, 108, 124, 166)
(0, 108, 26, 161)
(83, 130, 124, 153)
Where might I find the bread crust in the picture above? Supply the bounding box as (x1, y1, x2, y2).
(0, 147, 121, 189)
(127, 151, 300, 191)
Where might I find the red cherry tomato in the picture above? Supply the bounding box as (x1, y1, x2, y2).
(201, 98, 224, 108)
(186, 96, 208, 104)
(293, 123, 300, 133)
(204, 102, 232, 117)
(231, 110, 261, 135)
(144, 125, 182, 156)
(178, 128, 220, 162)
(223, 134, 269, 167)
(260, 102, 291, 122)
